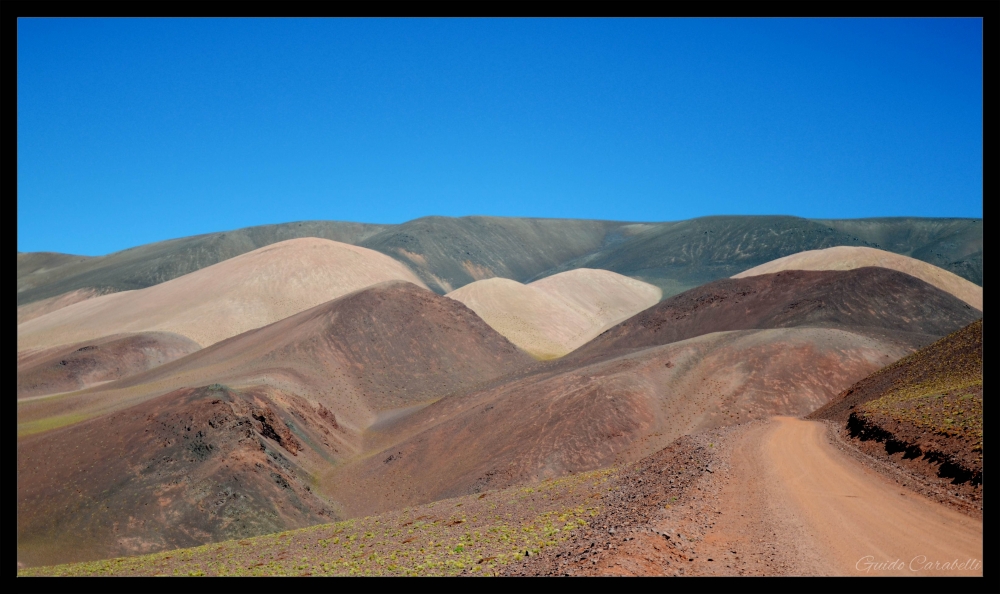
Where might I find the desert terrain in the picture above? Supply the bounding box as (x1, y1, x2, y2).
(16, 215, 983, 576)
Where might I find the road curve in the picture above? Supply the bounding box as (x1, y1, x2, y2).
(709, 417, 983, 576)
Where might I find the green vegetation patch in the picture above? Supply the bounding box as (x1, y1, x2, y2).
(858, 320, 982, 454)
(19, 468, 614, 577)
(860, 379, 983, 453)
(17, 413, 92, 438)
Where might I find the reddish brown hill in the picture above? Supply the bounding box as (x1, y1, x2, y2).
(17, 281, 534, 436)
(327, 326, 917, 518)
(809, 319, 983, 423)
(321, 268, 974, 519)
(571, 268, 980, 361)
(17, 332, 201, 399)
(17, 384, 341, 568)
(17, 282, 535, 567)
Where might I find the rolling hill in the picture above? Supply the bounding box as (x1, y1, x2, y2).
(17, 332, 202, 399)
(320, 266, 981, 517)
(17, 251, 95, 294)
(446, 269, 661, 359)
(733, 246, 982, 310)
(14, 216, 985, 573)
(17, 216, 982, 311)
(325, 326, 917, 519)
(16, 221, 388, 306)
(571, 267, 981, 362)
(17, 287, 116, 325)
(531, 216, 984, 298)
(17, 238, 428, 352)
(356, 216, 624, 293)
(815, 217, 983, 286)
(16, 281, 535, 567)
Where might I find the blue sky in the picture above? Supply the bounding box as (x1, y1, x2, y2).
(18, 18, 983, 256)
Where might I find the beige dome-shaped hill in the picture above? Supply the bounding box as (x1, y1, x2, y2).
(732, 246, 982, 311)
(447, 269, 661, 359)
(17, 238, 429, 351)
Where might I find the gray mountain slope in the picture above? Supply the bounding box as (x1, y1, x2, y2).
(528, 216, 983, 298)
(357, 216, 626, 293)
(815, 218, 982, 286)
(17, 215, 982, 307)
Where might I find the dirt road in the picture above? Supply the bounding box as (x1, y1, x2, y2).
(698, 417, 983, 576)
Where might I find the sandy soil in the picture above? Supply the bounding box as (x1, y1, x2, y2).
(733, 246, 982, 311)
(510, 417, 982, 577)
(697, 417, 983, 576)
(17, 238, 429, 351)
(446, 269, 660, 359)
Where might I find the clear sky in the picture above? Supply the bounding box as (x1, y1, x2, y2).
(18, 18, 983, 256)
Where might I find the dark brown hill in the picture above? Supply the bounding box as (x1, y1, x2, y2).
(17, 332, 201, 399)
(810, 319, 983, 423)
(571, 267, 981, 361)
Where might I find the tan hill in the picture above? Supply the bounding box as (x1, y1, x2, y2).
(17, 288, 116, 325)
(16, 282, 534, 567)
(16, 238, 428, 352)
(17, 332, 201, 399)
(16, 221, 388, 306)
(447, 269, 661, 359)
(732, 246, 982, 310)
